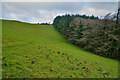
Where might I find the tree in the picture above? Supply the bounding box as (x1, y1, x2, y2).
(76, 21, 83, 39)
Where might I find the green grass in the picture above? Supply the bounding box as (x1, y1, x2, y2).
(2, 20, 118, 78)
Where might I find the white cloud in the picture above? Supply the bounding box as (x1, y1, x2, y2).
(29, 10, 68, 23)
(79, 7, 110, 17)
(2, 2, 118, 23)
(28, 10, 56, 23)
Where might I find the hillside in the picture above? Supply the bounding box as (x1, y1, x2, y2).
(2, 20, 118, 78)
(53, 15, 119, 60)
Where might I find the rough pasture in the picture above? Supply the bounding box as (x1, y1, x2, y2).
(2, 20, 118, 78)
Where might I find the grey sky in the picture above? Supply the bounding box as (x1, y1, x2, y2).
(2, 2, 118, 23)
(1, 0, 120, 2)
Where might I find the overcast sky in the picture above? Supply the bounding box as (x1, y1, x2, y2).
(1, 0, 120, 2)
(2, 2, 119, 23)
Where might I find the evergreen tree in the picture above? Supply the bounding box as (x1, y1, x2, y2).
(76, 21, 83, 39)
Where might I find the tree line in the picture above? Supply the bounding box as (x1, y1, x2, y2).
(53, 14, 119, 60)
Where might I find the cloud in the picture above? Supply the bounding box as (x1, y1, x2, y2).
(29, 9, 72, 23)
(78, 2, 117, 17)
(79, 7, 110, 16)
(2, 2, 118, 23)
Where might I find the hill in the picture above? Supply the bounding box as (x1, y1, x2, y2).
(53, 15, 119, 60)
(2, 20, 118, 78)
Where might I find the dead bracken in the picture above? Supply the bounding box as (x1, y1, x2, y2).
(49, 69, 53, 71)
(69, 67, 74, 70)
(31, 61, 34, 64)
(76, 67, 79, 70)
(82, 67, 85, 69)
(2, 57, 5, 60)
(58, 52, 60, 54)
(98, 67, 102, 71)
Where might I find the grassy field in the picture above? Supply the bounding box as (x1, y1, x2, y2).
(2, 20, 118, 78)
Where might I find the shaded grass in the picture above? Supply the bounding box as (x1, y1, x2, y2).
(2, 20, 118, 78)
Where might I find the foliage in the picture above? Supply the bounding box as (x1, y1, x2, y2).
(76, 21, 83, 39)
(40, 22, 51, 25)
(53, 14, 98, 34)
(53, 14, 119, 60)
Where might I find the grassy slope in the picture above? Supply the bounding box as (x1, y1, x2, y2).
(2, 20, 118, 78)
